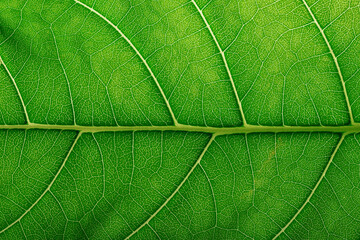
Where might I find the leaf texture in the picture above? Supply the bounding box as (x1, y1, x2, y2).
(0, 0, 360, 239)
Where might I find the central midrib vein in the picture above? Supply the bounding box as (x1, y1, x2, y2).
(1, 123, 360, 135)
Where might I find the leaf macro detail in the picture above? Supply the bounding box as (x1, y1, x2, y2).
(0, 0, 360, 239)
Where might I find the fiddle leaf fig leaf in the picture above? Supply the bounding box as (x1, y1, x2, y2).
(0, 0, 360, 239)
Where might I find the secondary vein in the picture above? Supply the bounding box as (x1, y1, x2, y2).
(190, 0, 248, 126)
(74, 0, 179, 126)
(0, 56, 31, 124)
(302, 0, 354, 125)
(272, 133, 347, 239)
(0, 131, 82, 234)
(124, 134, 216, 240)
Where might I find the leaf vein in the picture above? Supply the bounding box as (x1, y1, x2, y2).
(302, 0, 354, 124)
(1, 123, 360, 135)
(74, 0, 178, 125)
(0, 56, 30, 124)
(123, 134, 216, 240)
(50, 28, 77, 125)
(0, 131, 82, 234)
(190, 0, 247, 126)
(272, 133, 346, 239)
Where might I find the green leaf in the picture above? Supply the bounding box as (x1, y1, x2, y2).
(0, 0, 360, 239)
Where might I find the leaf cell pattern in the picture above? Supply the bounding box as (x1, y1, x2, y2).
(0, 0, 360, 239)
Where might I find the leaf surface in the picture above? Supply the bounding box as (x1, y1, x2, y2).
(0, 0, 360, 239)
